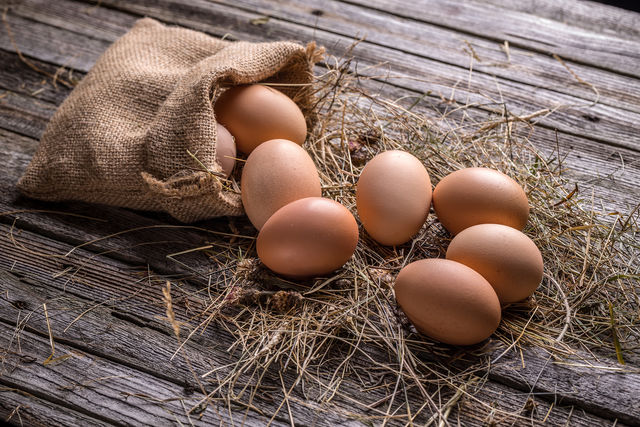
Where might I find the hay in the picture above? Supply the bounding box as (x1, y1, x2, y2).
(164, 49, 640, 424)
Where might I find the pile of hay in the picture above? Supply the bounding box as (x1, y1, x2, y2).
(168, 50, 640, 424)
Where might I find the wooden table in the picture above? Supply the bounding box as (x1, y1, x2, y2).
(1, 0, 639, 425)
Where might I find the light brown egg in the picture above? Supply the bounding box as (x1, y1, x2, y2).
(356, 150, 432, 246)
(215, 123, 236, 178)
(241, 139, 321, 230)
(446, 224, 544, 304)
(214, 84, 307, 154)
(432, 167, 529, 235)
(257, 197, 359, 278)
(394, 259, 501, 345)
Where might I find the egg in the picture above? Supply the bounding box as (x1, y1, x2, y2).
(241, 139, 321, 230)
(356, 150, 432, 246)
(432, 167, 529, 235)
(214, 84, 307, 154)
(446, 224, 543, 304)
(215, 123, 236, 178)
(257, 197, 359, 278)
(394, 259, 501, 345)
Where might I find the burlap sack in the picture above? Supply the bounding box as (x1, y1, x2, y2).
(18, 18, 323, 222)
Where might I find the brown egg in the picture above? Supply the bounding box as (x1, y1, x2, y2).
(241, 139, 321, 230)
(215, 123, 236, 178)
(446, 224, 544, 304)
(356, 150, 432, 246)
(214, 84, 307, 154)
(394, 259, 501, 345)
(432, 167, 529, 235)
(257, 197, 359, 278)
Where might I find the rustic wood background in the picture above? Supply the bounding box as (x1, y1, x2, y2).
(1, 0, 639, 425)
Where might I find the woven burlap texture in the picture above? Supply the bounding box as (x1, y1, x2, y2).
(18, 18, 322, 222)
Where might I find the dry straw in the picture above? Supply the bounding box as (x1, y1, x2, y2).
(166, 49, 639, 424)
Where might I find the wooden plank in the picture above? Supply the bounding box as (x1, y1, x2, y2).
(0, 321, 277, 426)
(0, 222, 198, 322)
(0, 12, 108, 73)
(0, 389, 110, 427)
(489, 347, 640, 425)
(0, 90, 55, 139)
(0, 126, 39, 175)
(0, 228, 489, 426)
(4, 0, 640, 152)
(340, 0, 640, 78)
(473, 0, 640, 41)
(10, 0, 632, 118)
(2, 224, 457, 426)
(0, 233, 623, 426)
(202, 0, 640, 150)
(354, 84, 640, 214)
(0, 251, 388, 426)
(452, 380, 624, 427)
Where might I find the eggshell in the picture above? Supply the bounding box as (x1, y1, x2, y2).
(214, 84, 307, 154)
(241, 139, 321, 230)
(257, 197, 359, 278)
(446, 224, 543, 304)
(432, 167, 529, 235)
(394, 259, 501, 345)
(356, 150, 432, 246)
(215, 123, 236, 178)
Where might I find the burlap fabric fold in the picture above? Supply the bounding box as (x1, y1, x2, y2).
(18, 18, 322, 222)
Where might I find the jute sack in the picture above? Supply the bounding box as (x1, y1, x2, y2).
(18, 18, 322, 222)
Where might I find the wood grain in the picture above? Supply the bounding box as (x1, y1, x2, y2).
(341, 0, 640, 78)
(0, 319, 277, 426)
(489, 346, 640, 425)
(0, 388, 110, 427)
(0, 267, 350, 426)
(475, 0, 640, 40)
(0, 48, 74, 106)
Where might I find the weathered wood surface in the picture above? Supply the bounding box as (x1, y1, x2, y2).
(346, 0, 640, 78)
(476, 0, 640, 40)
(0, 0, 639, 425)
(0, 224, 632, 426)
